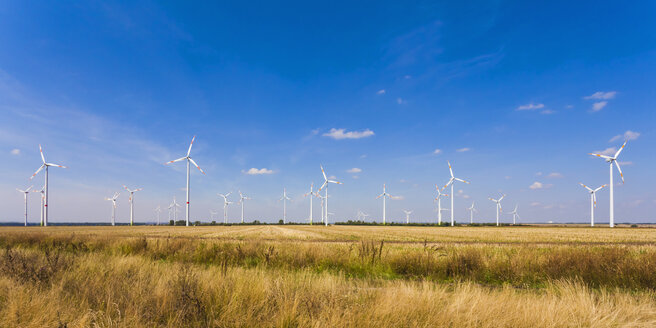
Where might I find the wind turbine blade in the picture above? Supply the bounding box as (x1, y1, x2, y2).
(134, 188, 143, 192)
(30, 165, 44, 180)
(39, 144, 46, 163)
(594, 184, 607, 192)
(165, 157, 187, 165)
(614, 161, 625, 183)
(589, 153, 612, 160)
(188, 158, 206, 175)
(187, 135, 196, 156)
(500, 194, 506, 201)
(123, 185, 131, 192)
(46, 163, 67, 168)
(447, 161, 454, 178)
(328, 180, 342, 184)
(317, 181, 327, 192)
(488, 198, 496, 202)
(26, 186, 33, 192)
(579, 183, 593, 192)
(376, 193, 384, 199)
(320, 165, 327, 181)
(455, 178, 470, 184)
(614, 140, 627, 158)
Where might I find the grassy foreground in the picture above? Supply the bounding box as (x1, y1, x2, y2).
(0, 225, 655, 327)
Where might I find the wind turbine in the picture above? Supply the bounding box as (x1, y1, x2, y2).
(444, 161, 470, 226)
(279, 188, 291, 224)
(403, 210, 412, 224)
(238, 191, 251, 224)
(29, 145, 67, 226)
(467, 201, 477, 224)
(209, 209, 218, 222)
(508, 204, 520, 225)
(154, 205, 162, 225)
(169, 196, 181, 225)
(433, 185, 449, 225)
(315, 192, 326, 224)
(488, 194, 505, 226)
(104, 192, 120, 226)
(589, 141, 627, 227)
(31, 186, 45, 226)
(165, 136, 206, 227)
(356, 210, 370, 221)
(579, 183, 607, 227)
(123, 185, 143, 226)
(303, 183, 316, 225)
(376, 184, 394, 225)
(16, 185, 32, 226)
(218, 192, 233, 224)
(318, 165, 342, 226)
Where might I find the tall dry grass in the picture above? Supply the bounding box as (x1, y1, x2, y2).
(0, 227, 655, 327)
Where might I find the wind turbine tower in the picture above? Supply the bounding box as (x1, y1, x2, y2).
(104, 192, 120, 226)
(218, 192, 233, 224)
(29, 145, 67, 226)
(403, 210, 412, 224)
(303, 183, 316, 225)
(433, 185, 449, 225)
(444, 161, 470, 226)
(16, 185, 32, 226)
(238, 191, 251, 224)
(279, 188, 291, 224)
(579, 183, 606, 227)
(488, 194, 505, 226)
(376, 184, 393, 224)
(589, 141, 627, 227)
(123, 185, 143, 226)
(318, 165, 342, 226)
(165, 136, 206, 227)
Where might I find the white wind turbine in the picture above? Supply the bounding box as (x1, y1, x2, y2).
(209, 209, 218, 222)
(579, 183, 607, 227)
(16, 185, 32, 226)
(123, 185, 143, 226)
(433, 184, 449, 225)
(31, 186, 45, 226)
(169, 196, 181, 225)
(318, 165, 342, 226)
(356, 210, 370, 221)
(403, 210, 412, 224)
(238, 191, 251, 224)
(154, 205, 162, 225)
(488, 194, 505, 226)
(29, 145, 67, 227)
(444, 161, 470, 226)
(104, 192, 120, 226)
(303, 183, 316, 225)
(589, 141, 627, 227)
(467, 201, 477, 224)
(218, 192, 233, 224)
(376, 184, 394, 225)
(279, 188, 291, 224)
(508, 204, 520, 225)
(165, 136, 206, 227)
(315, 192, 326, 224)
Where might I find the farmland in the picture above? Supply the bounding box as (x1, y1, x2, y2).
(0, 225, 655, 327)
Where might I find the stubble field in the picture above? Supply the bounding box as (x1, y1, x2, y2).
(0, 225, 655, 327)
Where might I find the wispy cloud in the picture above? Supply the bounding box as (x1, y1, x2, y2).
(529, 181, 552, 190)
(610, 130, 640, 142)
(547, 172, 563, 179)
(540, 109, 555, 115)
(433, 148, 442, 155)
(396, 97, 406, 105)
(376, 89, 386, 95)
(323, 128, 374, 140)
(346, 167, 362, 173)
(517, 103, 545, 111)
(584, 91, 617, 100)
(10, 148, 20, 155)
(456, 147, 470, 152)
(591, 101, 608, 112)
(242, 168, 274, 175)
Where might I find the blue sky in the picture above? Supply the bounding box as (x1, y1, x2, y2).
(1, 1, 655, 224)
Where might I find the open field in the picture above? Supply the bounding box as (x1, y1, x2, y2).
(1, 225, 655, 327)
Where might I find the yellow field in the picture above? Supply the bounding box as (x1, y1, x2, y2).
(0, 225, 655, 327)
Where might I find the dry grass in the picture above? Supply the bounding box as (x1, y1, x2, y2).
(0, 225, 655, 327)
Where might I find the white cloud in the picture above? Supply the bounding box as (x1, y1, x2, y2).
(433, 148, 442, 155)
(391, 195, 404, 200)
(456, 147, 470, 152)
(584, 91, 617, 100)
(352, 175, 359, 179)
(618, 161, 633, 166)
(610, 130, 640, 142)
(547, 172, 563, 179)
(593, 147, 617, 157)
(10, 148, 20, 155)
(242, 168, 274, 175)
(504, 176, 511, 180)
(396, 97, 406, 105)
(376, 89, 386, 95)
(591, 101, 608, 112)
(529, 181, 544, 190)
(530, 202, 542, 207)
(517, 103, 545, 111)
(535, 172, 543, 176)
(323, 128, 375, 140)
(540, 109, 555, 115)
(346, 167, 362, 173)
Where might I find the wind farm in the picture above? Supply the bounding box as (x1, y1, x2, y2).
(2, 2, 655, 327)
